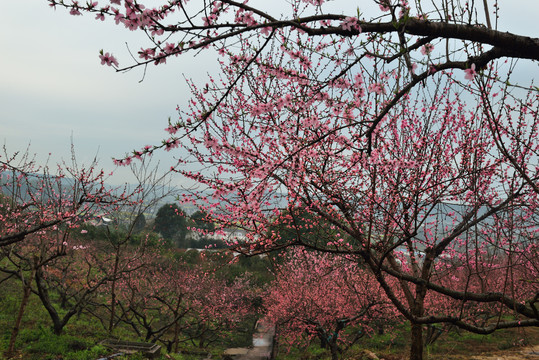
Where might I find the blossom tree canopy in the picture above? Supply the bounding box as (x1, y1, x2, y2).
(47, 0, 538, 157)
(45, 1, 539, 360)
(0, 147, 123, 248)
(265, 249, 400, 360)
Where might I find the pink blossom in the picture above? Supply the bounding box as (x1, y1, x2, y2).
(464, 63, 477, 80)
(165, 124, 178, 134)
(69, 7, 82, 16)
(421, 43, 434, 55)
(237, 12, 257, 26)
(113, 158, 129, 166)
(154, 54, 167, 65)
(368, 82, 385, 95)
(260, 26, 273, 36)
(138, 47, 155, 60)
(99, 52, 119, 67)
(319, 20, 331, 27)
(151, 28, 164, 37)
(80, 229, 88, 234)
(340, 17, 361, 32)
(110, 0, 121, 4)
(164, 138, 180, 151)
(164, 42, 176, 54)
(95, 13, 105, 21)
(124, 18, 140, 31)
(202, 14, 217, 26)
(113, 11, 124, 25)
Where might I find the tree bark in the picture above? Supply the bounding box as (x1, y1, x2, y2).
(108, 251, 120, 335)
(410, 323, 424, 360)
(34, 267, 77, 335)
(5, 260, 37, 358)
(173, 319, 180, 353)
(329, 343, 340, 360)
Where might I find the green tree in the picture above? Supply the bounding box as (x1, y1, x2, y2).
(268, 207, 347, 248)
(153, 203, 187, 245)
(190, 210, 215, 232)
(132, 213, 146, 233)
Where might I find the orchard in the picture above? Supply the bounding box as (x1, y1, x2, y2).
(2, 0, 539, 359)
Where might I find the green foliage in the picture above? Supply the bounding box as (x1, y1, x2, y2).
(224, 255, 274, 286)
(267, 208, 356, 255)
(163, 354, 185, 360)
(272, 323, 539, 360)
(64, 344, 109, 360)
(0, 280, 19, 317)
(189, 210, 215, 232)
(153, 203, 187, 243)
(80, 224, 128, 245)
(276, 343, 331, 360)
(133, 213, 146, 233)
(173, 248, 203, 264)
(129, 229, 162, 247)
(23, 327, 92, 356)
(177, 235, 227, 249)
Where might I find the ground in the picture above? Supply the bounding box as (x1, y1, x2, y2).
(470, 345, 539, 360)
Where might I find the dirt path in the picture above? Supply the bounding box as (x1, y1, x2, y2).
(223, 320, 275, 360)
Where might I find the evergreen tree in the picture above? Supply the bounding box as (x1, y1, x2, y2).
(153, 203, 186, 244)
(190, 210, 215, 232)
(132, 213, 146, 233)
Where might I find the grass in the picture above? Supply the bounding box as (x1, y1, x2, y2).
(1, 299, 536, 360)
(1, 261, 536, 360)
(0, 274, 251, 360)
(271, 323, 539, 360)
(424, 326, 539, 360)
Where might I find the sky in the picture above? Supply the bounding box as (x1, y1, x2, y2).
(0, 1, 538, 186)
(0, 1, 214, 185)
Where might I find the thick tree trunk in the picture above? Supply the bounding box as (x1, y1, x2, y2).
(173, 318, 180, 353)
(329, 343, 340, 360)
(409, 323, 424, 360)
(199, 332, 205, 348)
(52, 323, 62, 336)
(34, 267, 72, 335)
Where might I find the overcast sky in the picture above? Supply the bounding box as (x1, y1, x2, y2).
(0, 1, 537, 186)
(0, 1, 214, 185)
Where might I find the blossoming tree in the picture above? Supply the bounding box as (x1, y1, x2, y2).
(0, 147, 121, 356)
(265, 249, 400, 360)
(114, 255, 254, 351)
(0, 147, 117, 248)
(45, 1, 539, 359)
